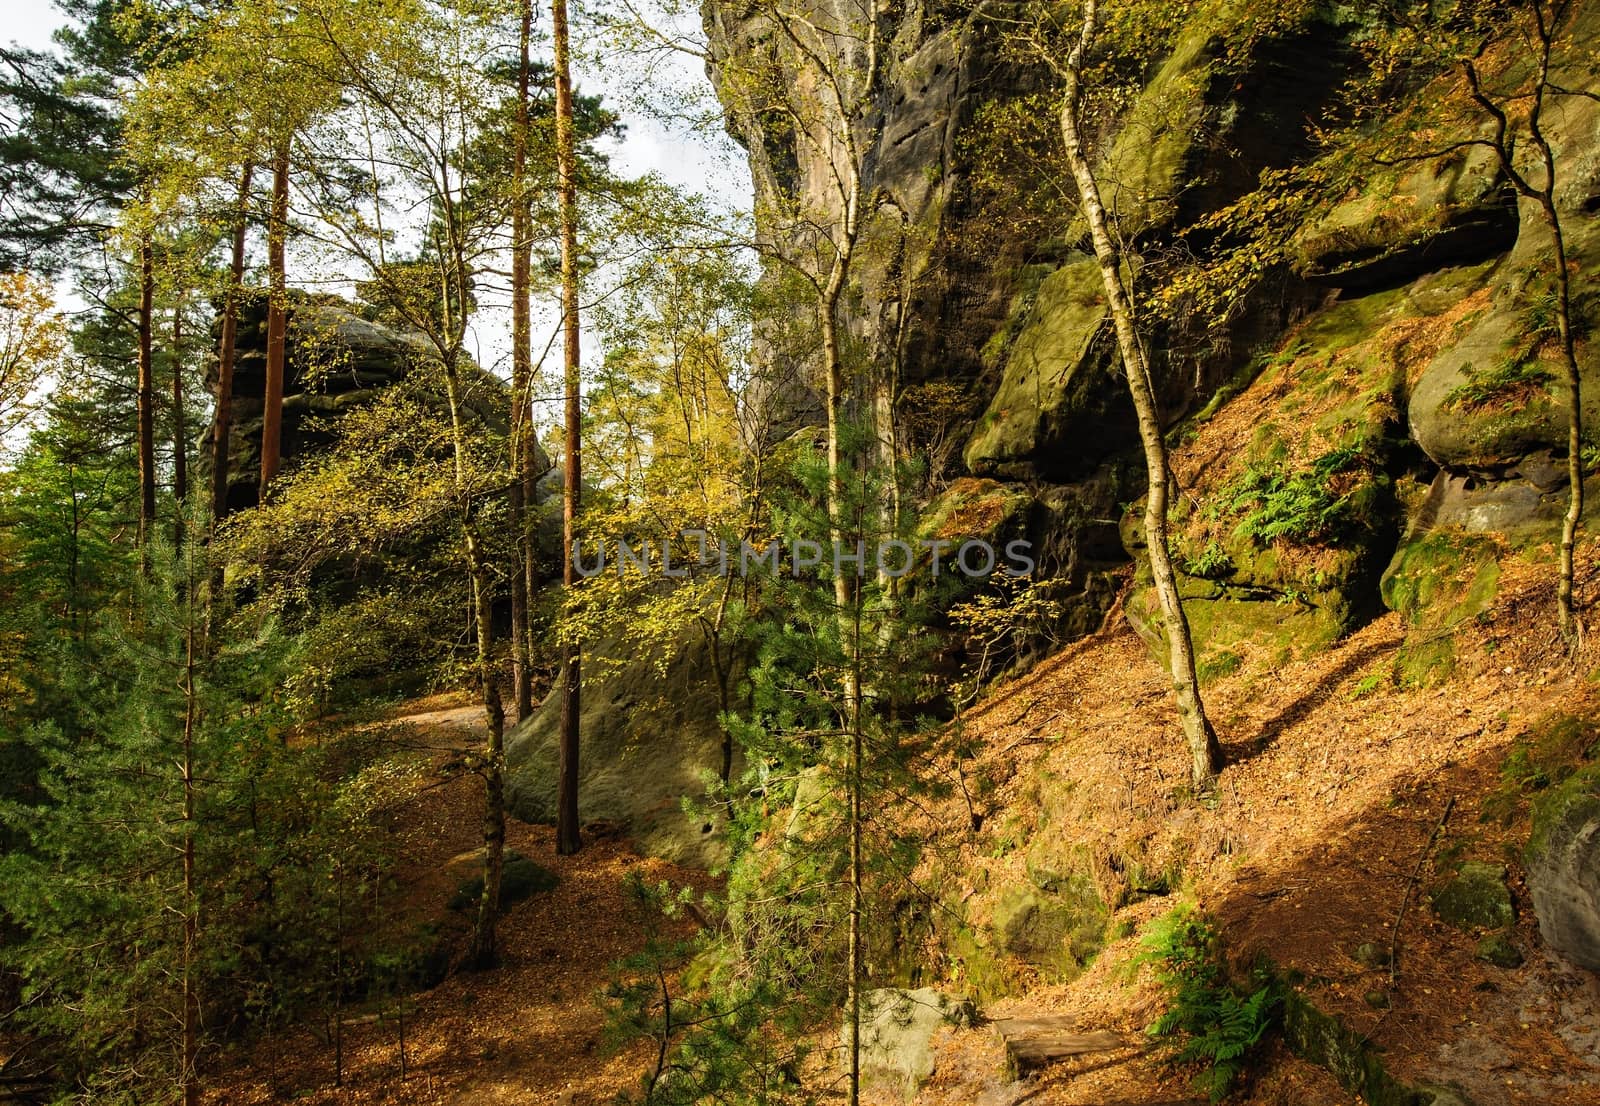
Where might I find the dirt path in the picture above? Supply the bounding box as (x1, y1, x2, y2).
(209, 694, 715, 1106)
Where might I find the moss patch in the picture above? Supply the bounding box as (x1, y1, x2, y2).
(991, 877, 1108, 981)
(1528, 761, 1600, 867)
(1380, 529, 1501, 687)
(1430, 861, 1514, 932)
(1281, 988, 1442, 1106)
(448, 850, 559, 913)
(1129, 584, 1348, 671)
(963, 259, 1118, 473)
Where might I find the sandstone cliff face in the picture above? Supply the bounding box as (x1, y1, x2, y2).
(704, 0, 1600, 660)
(702, 1, 1368, 641)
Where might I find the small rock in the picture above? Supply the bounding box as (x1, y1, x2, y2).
(1353, 942, 1392, 969)
(1364, 990, 1391, 1009)
(1475, 933, 1524, 969)
(1432, 861, 1515, 931)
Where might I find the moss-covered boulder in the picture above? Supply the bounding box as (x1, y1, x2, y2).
(1475, 933, 1524, 969)
(991, 876, 1107, 981)
(919, 477, 1034, 549)
(447, 850, 558, 913)
(1282, 985, 1475, 1106)
(1379, 529, 1501, 686)
(1294, 142, 1516, 291)
(505, 632, 732, 868)
(1408, 285, 1600, 479)
(1526, 763, 1600, 971)
(1405, 92, 1600, 535)
(963, 258, 1126, 478)
(1431, 861, 1515, 932)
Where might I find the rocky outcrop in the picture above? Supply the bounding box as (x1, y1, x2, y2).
(1295, 143, 1518, 292)
(504, 632, 733, 868)
(1401, 92, 1600, 535)
(1527, 764, 1600, 972)
(209, 292, 525, 513)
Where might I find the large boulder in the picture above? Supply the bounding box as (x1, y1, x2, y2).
(1526, 764, 1600, 971)
(842, 988, 976, 1098)
(990, 877, 1107, 981)
(1405, 86, 1600, 536)
(963, 259, 1128, 479)
(1379, 529, 1501, 686)
(504, 632, 733, 868)
(1431, 861, 1515, 932)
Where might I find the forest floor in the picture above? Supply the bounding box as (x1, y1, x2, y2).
(898, 547, 1600, 1106)
(208, 547, 1600, 1106)
(205, 693, 716, 1106)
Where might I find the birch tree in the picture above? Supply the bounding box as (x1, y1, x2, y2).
(1045, 0, 1223, 788)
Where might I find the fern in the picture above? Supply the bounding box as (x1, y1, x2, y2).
(1210, 445, 1366, 546)
(1140, 908, 1283, 1102)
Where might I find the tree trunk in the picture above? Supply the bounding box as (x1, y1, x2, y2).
(211, 162, 253, 528)
(1546, 198, 1584, 639)
(172, 306, 188, 550)
(552, 0, 583, 858)
(136, 238, 155, 552)
(433, 356, 507, 967)
(1461, 12, 1584, 639)
(509, 0, 536, 722)
(1058, 0, 1220, 789)
(181, 613, 200, 1106)
(466, 520, 507, 967)
(260, 140, 290, 497)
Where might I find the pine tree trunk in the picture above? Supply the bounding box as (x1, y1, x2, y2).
(1058, 0, 1221, 789)
(552, 0, 583, 858)
(466, 519, 507, 967)
(181, 615, 200, 1106)
(509, 0, 536, 722)
(172, 307, 188, 550)
(260, 140, 290, 497)
(136, 238, 156, 551)
(211, 162, 253, 528)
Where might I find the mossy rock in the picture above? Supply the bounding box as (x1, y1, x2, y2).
(1430, 861, 1514, 932)
(918, 477, 1033, 547)
(1526, 763, 1600, 970)
(1381, 531, 1501, 623)
(1293, 141, 1514, 291)
(1380, 529, 1500, 687)
(990, 876, 1107, 981)
(505, 631, 733, 868)
(1475, 933, 1524, 969)
(1127, 584, 1347, 671)
(940, 920, 1010, 1005)
(1282, 987, 1465, 1106)
(448, 850, 558, 913)
(963, 258, 1126, 476)
(1408, 92, 1600, 478)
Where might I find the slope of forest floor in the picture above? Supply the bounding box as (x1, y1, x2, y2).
(209, 543, 1600, 1106)
(207, 694, 715, 1106)
(901, 548, 1600, 1106)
